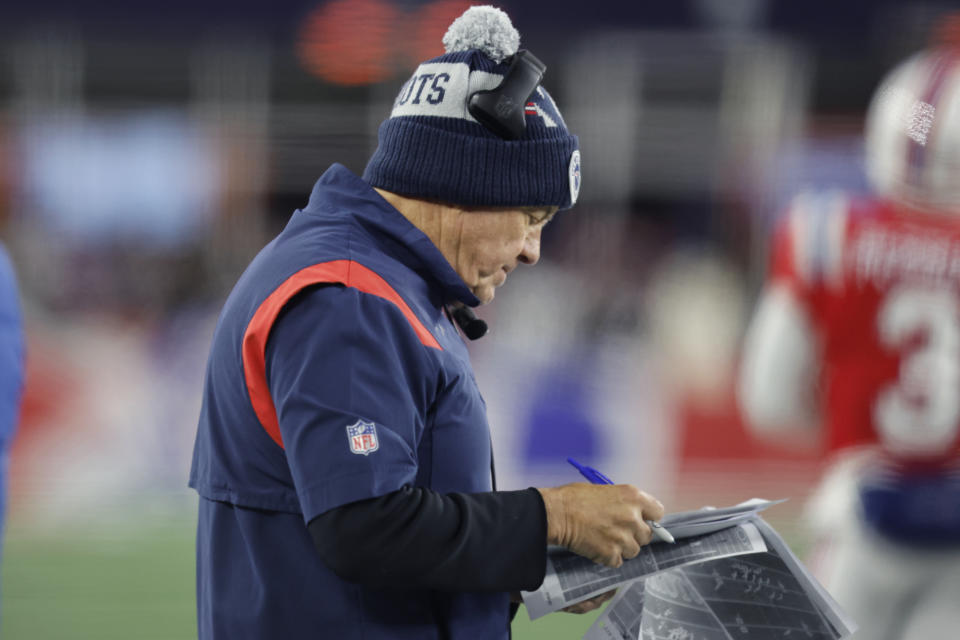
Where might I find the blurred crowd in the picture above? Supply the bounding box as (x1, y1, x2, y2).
(0, 0, 951, 550)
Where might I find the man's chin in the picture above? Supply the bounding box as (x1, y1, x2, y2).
(473, 286, 496, 304)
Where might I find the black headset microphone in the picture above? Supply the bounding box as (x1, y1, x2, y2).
(450, 304, 488, 340)
(448, 49, 545, 340)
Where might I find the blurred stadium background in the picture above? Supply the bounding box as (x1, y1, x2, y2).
(0, 0, 954, 637)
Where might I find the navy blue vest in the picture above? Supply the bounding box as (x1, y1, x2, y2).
(189, 164, 509, 639)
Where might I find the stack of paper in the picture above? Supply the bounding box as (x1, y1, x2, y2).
(521, 499, 857, 640)
(657, 498, 786, 538)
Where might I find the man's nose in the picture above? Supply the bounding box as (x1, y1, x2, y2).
(518, 228, 541, 266)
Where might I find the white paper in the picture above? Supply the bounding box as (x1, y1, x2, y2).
(659, 498, 788, 539)
(522, 522, 767, 620)
(585, 516, 858, 640)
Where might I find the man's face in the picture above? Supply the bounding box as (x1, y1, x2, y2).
(447, 206, 556, 304)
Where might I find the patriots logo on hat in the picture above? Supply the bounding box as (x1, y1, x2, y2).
(346, 419, 379, 455)
(569, 150, 581, 205)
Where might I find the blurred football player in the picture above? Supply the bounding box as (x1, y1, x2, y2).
(0, 242, 23, 613)
(739, 22, 960, 640)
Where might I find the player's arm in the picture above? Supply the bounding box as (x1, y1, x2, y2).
(0, 247, 23, 447)
(739, 193, 840, 437)
(738, 282, 819, 434)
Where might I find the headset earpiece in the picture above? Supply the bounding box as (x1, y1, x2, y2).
(467, 50, 546, 140)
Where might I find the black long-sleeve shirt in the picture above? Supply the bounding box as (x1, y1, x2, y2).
(309, 486, 548, 592)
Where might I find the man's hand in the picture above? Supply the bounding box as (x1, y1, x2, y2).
(561, 589, 616, 614)
(537, 483, 665, 568)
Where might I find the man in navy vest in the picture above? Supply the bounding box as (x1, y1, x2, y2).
(190, 7, 665, 638)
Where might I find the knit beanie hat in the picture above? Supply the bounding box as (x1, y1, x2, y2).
(363, 6, 581, 210)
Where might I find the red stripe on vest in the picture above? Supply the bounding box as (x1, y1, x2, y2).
(242, 260, 442, 448)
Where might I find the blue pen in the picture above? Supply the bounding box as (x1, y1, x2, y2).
(566, 457, 675, 544)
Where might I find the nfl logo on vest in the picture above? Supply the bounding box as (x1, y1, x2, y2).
(346, 419, 379, 455)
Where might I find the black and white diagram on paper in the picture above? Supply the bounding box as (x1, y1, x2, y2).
(639, 553, 841, 640)
(585, 521, 856, 640)
(583, 580, 646, 640)
(522, 523, 767, 619)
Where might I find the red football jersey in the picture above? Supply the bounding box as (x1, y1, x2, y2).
(770, 191, 960, 469)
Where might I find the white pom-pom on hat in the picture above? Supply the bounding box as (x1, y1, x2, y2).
(442, 5, 520, 63)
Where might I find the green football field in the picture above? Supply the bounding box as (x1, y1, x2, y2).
(1, 512, 600, 639)
(2, 492, 807, 639)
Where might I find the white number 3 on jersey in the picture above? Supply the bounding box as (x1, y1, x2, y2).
(875, 286, 960, 456)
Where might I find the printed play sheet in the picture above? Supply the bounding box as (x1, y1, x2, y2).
(582, 518, 857, 640)
(522, 523, 767, 620)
